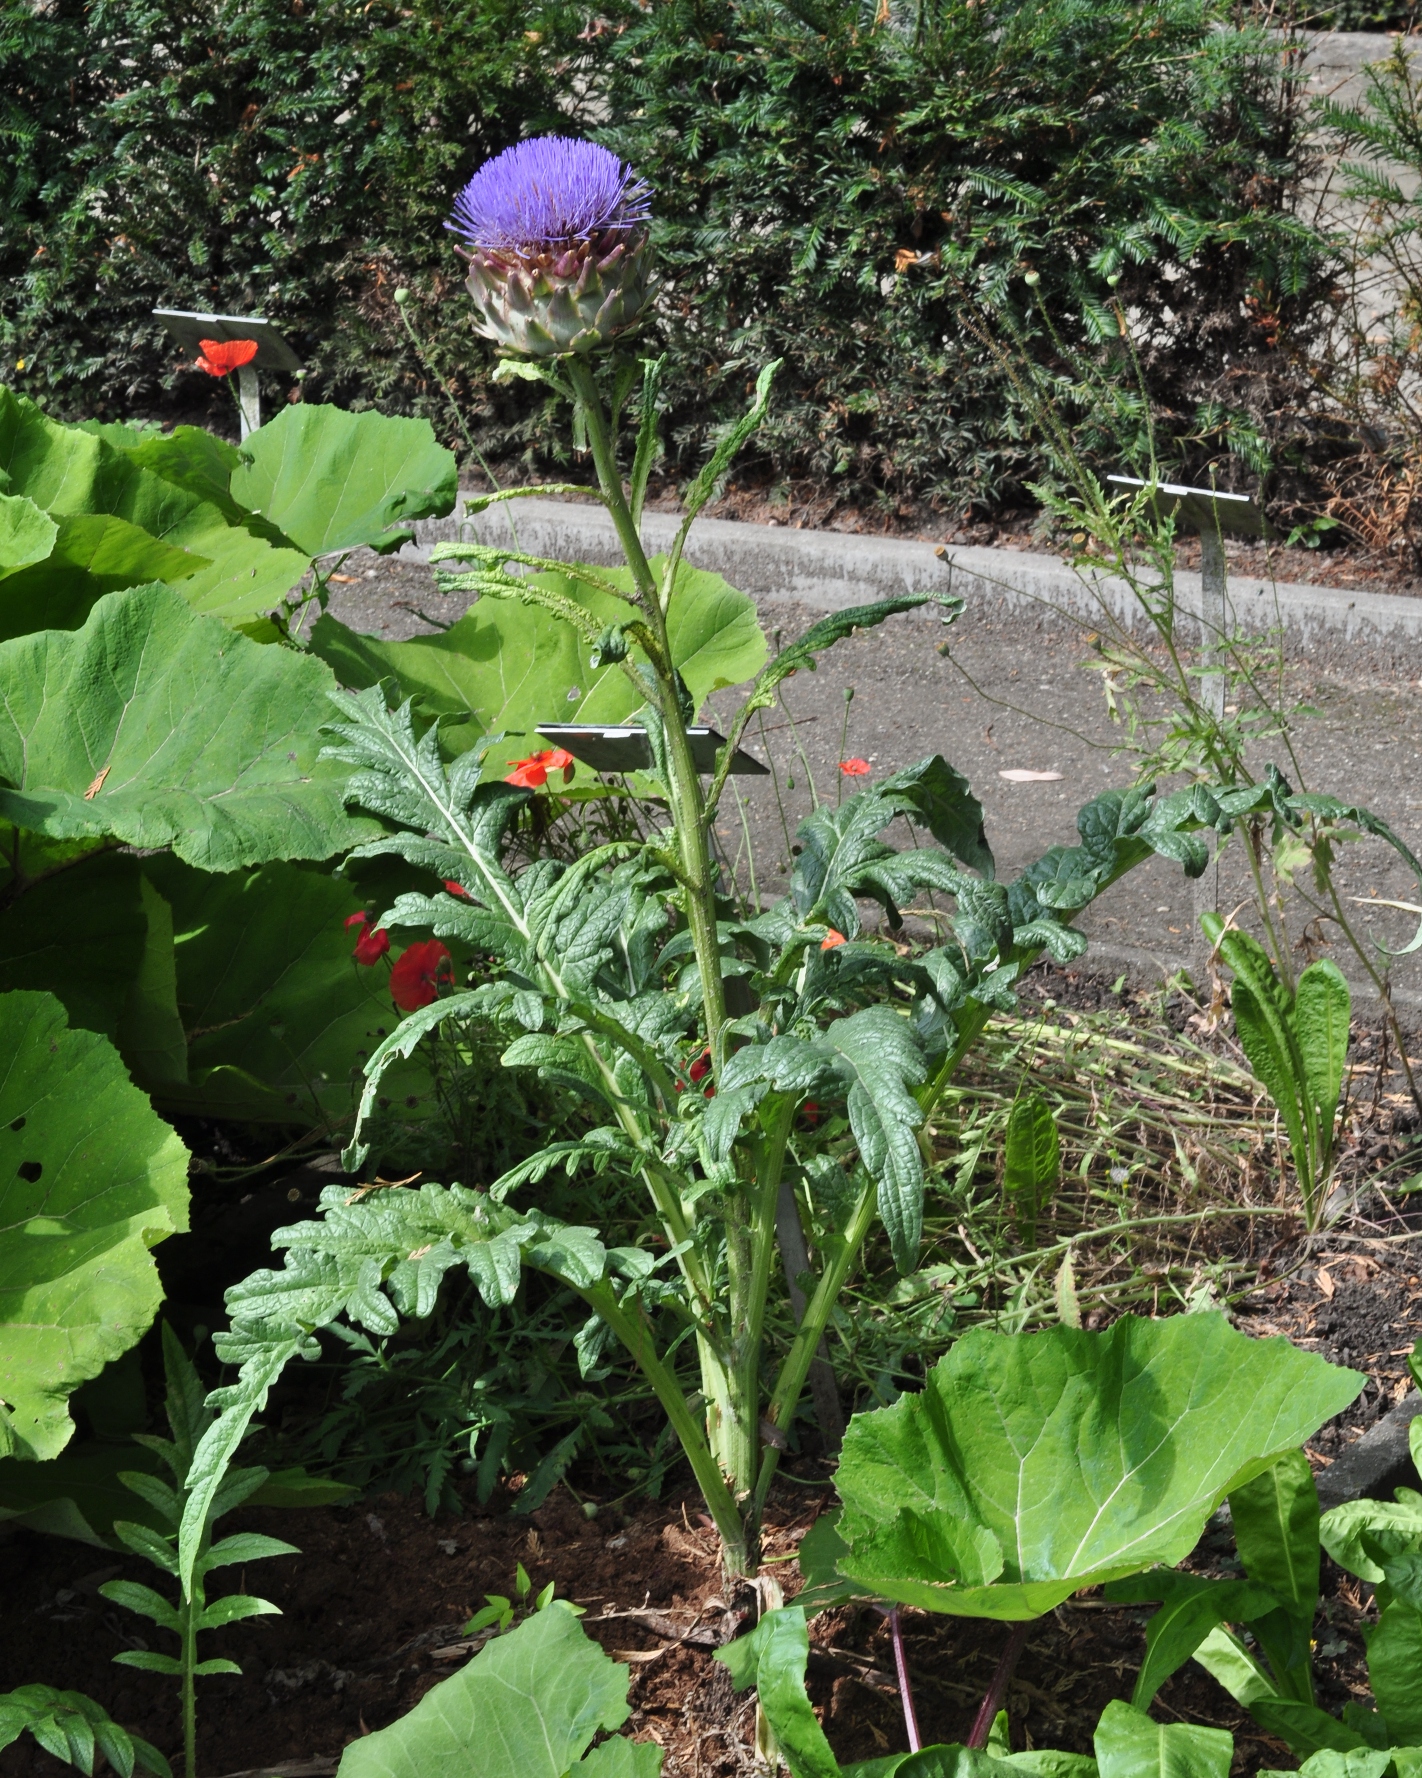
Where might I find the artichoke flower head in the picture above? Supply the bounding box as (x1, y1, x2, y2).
(447, 136, 655, 358)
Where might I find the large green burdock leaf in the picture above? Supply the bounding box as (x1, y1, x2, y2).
(0, 851, 187, 1088)
(337, 1604, 660, 1778)
(0, 388, 308, 636)
(832, 1315, 1362, 1620)
(146, 857, 431, 1128)
(0, 584, 376, 870)
(310, 556, 766, 781)
(0, 992, 189, 1461)
(0, 512, 206, 643)
(231, 404, 457, 557)
(0, 493, 57, 570)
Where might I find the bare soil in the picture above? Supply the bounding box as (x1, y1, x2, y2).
(0, 1229, 1417, 1778)
(3, 968, 1421, 1778)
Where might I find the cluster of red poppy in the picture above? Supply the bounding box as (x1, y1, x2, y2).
(346, 912, 453, 1011)
(505, 747, 575, 789)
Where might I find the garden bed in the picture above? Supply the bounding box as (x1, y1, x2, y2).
(1, 1218, 1415, 1778)
(1, 957, 1418, 1778)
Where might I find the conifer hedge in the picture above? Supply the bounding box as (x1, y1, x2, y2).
(0, 0, 1331, 509)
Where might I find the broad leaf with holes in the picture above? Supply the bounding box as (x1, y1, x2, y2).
(0, 992, 189, 1461)
(830, 1315, 1362, 1619)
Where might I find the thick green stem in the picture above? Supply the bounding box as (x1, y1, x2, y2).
(711, 1100, 797, 1556)
(182, 1588, 198, 1778)
(566, 357, 729, 1060)
(752, 1176, 878, 1521)
(567, 354, 754, 1564)
(586, 1282, 746, 1569)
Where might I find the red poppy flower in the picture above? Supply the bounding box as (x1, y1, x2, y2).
(689, 1049, 712, 1084)
(443, 880, 471, 899)
(839, 758, 871, 777)
(194, 338, 259, 377)
(389, 939, 453, 1011)
(505, 747, 576, 789)
(821, 929, 846, 950)
(345, 911, 390, 966)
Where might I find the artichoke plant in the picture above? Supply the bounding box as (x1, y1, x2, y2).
(447, 136, 655, 357)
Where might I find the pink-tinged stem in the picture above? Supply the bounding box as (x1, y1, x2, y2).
(889, 1607, 922, 1753)
(965, 1620, 1032, 1749)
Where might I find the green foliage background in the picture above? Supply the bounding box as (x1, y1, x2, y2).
(2, 0, 1334, 508)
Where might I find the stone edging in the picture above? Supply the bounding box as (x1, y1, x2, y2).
(403, 495, 1422, 652)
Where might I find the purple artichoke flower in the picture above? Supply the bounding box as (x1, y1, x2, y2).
(447, 137, 656, 358)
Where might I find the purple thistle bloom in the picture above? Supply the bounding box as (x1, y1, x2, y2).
(447, 136, 651, 255)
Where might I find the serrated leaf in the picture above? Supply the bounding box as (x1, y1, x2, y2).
(112, 1652, 184, 1676)
(832, 1315, 1362, 1619)
(1293, 960, 1350, 1134)
(1003, 1097, 1058, 1248)
(96, 1580, 181, 1632)
(0, 585, 375, 870)
(231, 405, 456, 557)
(202, 1530, 299, 1571)
(0, 993, 188, 1460)
(334, 1602, 651, 1778)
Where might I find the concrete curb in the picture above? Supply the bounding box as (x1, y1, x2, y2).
(403, 496, 1422, 652)
(1316, 1391, 1422, 1511)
